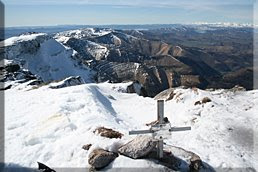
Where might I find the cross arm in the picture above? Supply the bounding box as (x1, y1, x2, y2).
(169, 126, 191, 132)
(129, 129, 154, 135)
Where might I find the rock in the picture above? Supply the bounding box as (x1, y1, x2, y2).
(201, 97, 211, 104)
(88, 148, 118, 170)
(49, 76, 85, 89)
(0, 61, 41, 85)
(82, 144, 92, 150)
(27, 79, 43, 86)
(172, 45, 184, 57)
(146, 149, 182, 170)
(5, 64, 20, 73)
(0, 84, 12, 91)
(94, 127, 123, 139)
(146, 145, 204, 171)
(194, 101, 202, 106)
(118, 135, 157, 159)
(230, 85, 246, 92)
(37, 162, 56, 172)
(189, 154, 202, 172)
(126, 81, 147, 96)
(195, 97, 211, 105)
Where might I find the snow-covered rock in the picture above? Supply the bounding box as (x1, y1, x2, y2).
(55, 28, 112, 40)
(126, 81, 146, 96)
(118, 135, 157, 159)
(49, 76, 85, 89)
(1, 33, 46, 47)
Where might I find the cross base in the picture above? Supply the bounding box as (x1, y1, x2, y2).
(129, 100, 191, 159)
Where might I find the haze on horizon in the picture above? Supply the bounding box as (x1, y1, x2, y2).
(1, 0, 257, 27)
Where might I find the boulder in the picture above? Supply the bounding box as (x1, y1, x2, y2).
(88, 149, 118, 170)
(94, 127, 123, 139)
(118, 135, 157, 159)
(201, 97, 211, 104)
(146, 145, 203, 171)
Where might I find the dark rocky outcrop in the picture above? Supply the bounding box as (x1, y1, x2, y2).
(3, 27, 253, 93)
(0, 62, 42, 86)
(37, 162, 56, 172)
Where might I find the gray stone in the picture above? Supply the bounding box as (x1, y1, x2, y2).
(118, 135, 157, 159)
(146, 145, 204, 171)
(88, 148, 118, 170)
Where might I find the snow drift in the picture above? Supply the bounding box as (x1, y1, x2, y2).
(4, 82, 258, 170)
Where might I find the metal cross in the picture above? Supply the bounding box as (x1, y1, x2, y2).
(129, 100, 191, 159)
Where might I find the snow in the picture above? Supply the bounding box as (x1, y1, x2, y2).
(86, 41, 109, 60)
(4, 35, 92, 83)
(0, 59, 13, 67)
(55, 28, 112, 40)
(1, 33, 46, 47)
(191, 22, 255, 28)
(4, 82, 258, 170)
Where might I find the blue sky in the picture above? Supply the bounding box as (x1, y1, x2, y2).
(1, 0, 256, 27)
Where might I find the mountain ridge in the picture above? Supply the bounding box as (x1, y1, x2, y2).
(1, 25, 253, 96)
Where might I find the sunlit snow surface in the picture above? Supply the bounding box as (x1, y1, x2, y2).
(3, 33, 92, 83)
(0, 33, 46, 47)
(4, 83, 258, 170)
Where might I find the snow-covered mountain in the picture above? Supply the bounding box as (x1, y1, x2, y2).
(1, 26, 257, 171)
(4, 82, 258, 170)
(1, 32, 92, 84)
(1, 26, 254, 95)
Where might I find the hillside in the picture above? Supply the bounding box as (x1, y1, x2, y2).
(1, 25, 254, 96)
(1, 24, 257, 171)
(4, 82, 258, 170)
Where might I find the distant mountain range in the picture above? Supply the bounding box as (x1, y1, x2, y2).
(1, 24, 254, 96)
(4, 23, 257, 39)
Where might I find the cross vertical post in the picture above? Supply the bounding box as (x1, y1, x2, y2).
(157, 100, 164, 124)
(157, 139, 163, 159)
(129, 99, 191, 160)
(157, 100, 164, 159)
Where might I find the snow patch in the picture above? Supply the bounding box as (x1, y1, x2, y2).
(1, 33, 46, 47)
